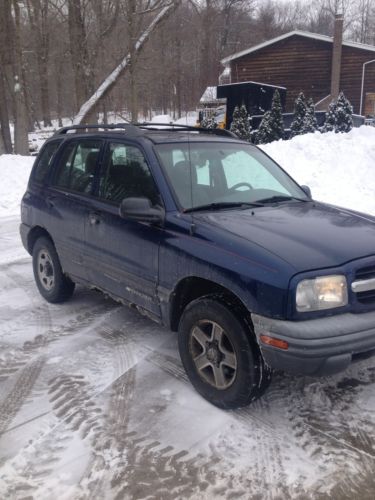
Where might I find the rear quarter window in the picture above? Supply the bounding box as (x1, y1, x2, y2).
(32, 140, 62, 184)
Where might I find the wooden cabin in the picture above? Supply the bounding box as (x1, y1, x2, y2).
(221, 24, 375, 116)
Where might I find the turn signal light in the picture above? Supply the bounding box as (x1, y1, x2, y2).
(260, 335, 289, 350)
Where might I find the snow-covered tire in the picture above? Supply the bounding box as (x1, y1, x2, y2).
(178, 296, 271, 409)
(32, 236, 75, 303)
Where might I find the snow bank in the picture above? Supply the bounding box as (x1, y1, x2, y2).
(0, 126, 374, 219)
(0, 155, 34, 217)
(151, 114, 173, 123)
(261, 126, 375, 215)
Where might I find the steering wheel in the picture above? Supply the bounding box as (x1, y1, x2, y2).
(229, 182, 253, 191)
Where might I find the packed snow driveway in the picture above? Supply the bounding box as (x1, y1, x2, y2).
(0, 216, 374, 500)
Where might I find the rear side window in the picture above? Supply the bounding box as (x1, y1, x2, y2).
(32, 141, 62, 183)
(53, 140, 102, 194)
(98, 142, 160, 205)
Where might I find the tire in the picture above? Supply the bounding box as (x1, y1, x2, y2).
(178, 296, 272, 409)
(32, 236, 75, 303)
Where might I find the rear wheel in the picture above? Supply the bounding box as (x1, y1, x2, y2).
(32, 236, 75, 303)
(178, 297, 271, 409)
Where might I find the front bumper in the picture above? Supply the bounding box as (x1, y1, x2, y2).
(252, 311, 375, 376)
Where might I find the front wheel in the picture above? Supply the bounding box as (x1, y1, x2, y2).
(32, 236, 75, 303)
(178, 297, 271, 409)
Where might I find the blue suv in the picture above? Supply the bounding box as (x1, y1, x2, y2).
(20, 123, 375, 409)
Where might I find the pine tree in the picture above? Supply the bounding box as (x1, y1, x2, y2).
(256, 90, 284, 144)
(290, 92, 307, 138)
(301, 98, 318, 134)
(335, 91, 353, 133)
(201, 114, 217, 129)
(230, 104, 251, 141)
(323, 101, 336, 132)
(322, 92, 353, 133)
(270, 90, 284, 140)
(255, 111, 273, 144)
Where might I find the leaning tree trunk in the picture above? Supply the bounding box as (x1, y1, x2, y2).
(73, 2, 178, 125)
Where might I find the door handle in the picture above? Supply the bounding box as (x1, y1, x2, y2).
(89, 213, 101, 225)
(46, 195, 56, 208)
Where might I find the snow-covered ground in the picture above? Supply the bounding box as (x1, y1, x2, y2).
(0, 127, 375, 499)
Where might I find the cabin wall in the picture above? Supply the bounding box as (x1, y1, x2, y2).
(230, 35, 375, 114)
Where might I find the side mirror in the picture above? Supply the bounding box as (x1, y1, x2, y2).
(119, 197, 164, 224)
(301, 185, 312, 199)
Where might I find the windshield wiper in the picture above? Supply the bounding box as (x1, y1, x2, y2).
(256, 195, 309, 204)
(183, 201, 264, 213)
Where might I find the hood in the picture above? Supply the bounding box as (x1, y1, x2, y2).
(194, 202, 375, 273)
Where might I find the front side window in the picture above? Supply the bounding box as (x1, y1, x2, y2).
(53, 140, 102, 193)
(99, 142, 160, 205)
(155, 142, 307, 210)
(32, 140, 62, 183)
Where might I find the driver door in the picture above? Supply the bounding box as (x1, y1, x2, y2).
(84, 140, 163, 316)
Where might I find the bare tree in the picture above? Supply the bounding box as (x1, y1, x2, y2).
(25, 0, 52, 126)
(12, 0, 29, 155)
(68, 0, 94, 112)
(73, 1, 179, 124)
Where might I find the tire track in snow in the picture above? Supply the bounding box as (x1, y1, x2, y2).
(279, 362, 375, 496)
(72, 331, 225, 499)
(0, 356, 45, 437)
(0, 299, 117, 384)
(134, 344, 290, 498)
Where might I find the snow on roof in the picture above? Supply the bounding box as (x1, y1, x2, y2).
(221, 30, 375, 64)
(199, 87, 226, 104)
(218, 80, 286, 90)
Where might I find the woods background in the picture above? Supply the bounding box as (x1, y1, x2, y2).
(0, 0, 375, 154)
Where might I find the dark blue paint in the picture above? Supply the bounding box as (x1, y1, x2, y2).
(21, 132, 375, 329)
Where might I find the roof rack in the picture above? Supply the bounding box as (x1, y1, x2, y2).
(135, 122, 237, 138)
(54, 122, 237, 139)
(54, 123, 142, 136)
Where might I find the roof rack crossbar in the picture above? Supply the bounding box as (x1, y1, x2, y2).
(54, 123, 142, 136)
(54, 122, 238, 139)
(135, 122, 237, 138)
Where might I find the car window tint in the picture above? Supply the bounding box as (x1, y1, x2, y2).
(156, 142, 307, 209)
(32, 141, 62, 183)
(53, 140, 102, 194)
(99, 143, 160, 205)
(222, 151, 289, 194)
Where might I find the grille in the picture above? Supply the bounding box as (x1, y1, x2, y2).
(354, 265, 375, 304)
(355, 265, 375, 280)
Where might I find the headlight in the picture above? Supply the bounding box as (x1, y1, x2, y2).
(296, 275, 348, 312)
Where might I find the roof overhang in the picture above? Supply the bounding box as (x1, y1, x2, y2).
(221, 30, 375, 65)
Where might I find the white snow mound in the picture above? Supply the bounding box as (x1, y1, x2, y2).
(0, 155, 35, 217)
(260, 126, 375, 215)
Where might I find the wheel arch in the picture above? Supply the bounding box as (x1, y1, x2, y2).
(27, 226, 53, 255)
(169, 276, 253, 333)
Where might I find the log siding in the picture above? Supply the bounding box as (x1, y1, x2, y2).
(230, 34, 375, 114)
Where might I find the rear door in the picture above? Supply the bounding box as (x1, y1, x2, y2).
(46, 138, 103, 281)
(84, 140, 163, 316)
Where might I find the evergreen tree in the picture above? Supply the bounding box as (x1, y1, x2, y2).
(230, 104, 251, 141)
(322, 92, 353, 133)
(301, 98, 318, 134)
(290, 92, 307, 138)
(255, 111, 273, 144)
(256, 90, 284, 144)
(323, 101, 336, 132)
(200, 113, 217, 129)
(335, 91, 353, 133)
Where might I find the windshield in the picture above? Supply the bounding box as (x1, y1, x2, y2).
(155, 142, 308, 210)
